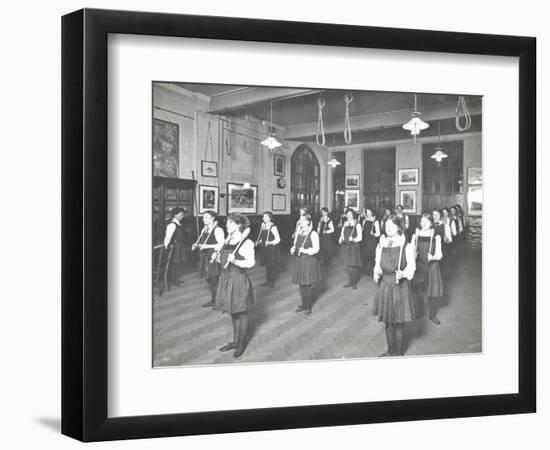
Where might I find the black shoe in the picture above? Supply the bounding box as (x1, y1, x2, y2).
(261, 281, 269, 287)
(268, 283, 275, 288)
(202, 301, 215, 308)
(304, 309, 312, 315)
(352, 284, 357, 290)
(295, 305, 304, 312)
(233, 345, 246, 358)
(219, 342, 237, 352)
(343, 283, 352, 288)
(379, 350, 393, 357)
(429, 316, 441, 325)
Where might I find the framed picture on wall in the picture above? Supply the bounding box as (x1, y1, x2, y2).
(201, 160, 218, 178)
(272, 194, 286, 211)
(467, 185, 483, 215)
(400, 190, 417, 213)
(273, 154, 285, 177)
(227, 182, 258, 214)
(345, 189, 360, 211)
(198, 185, 219, 213)
(398, 168, 418, 185)
(345, 174, 360, 188)
(468, 167, 483, 185)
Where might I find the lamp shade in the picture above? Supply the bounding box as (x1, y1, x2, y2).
(261, 135, 282, 150)
(402, 112, 430, 136)
(328, 157, 341, 168)
(430, 148, 448, 162)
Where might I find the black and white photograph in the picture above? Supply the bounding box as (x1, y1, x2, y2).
(152, 82, 483, 366)
(201, 160, 218, 178)
(274, 153, 285, 176)
(398, 168, 419, 185)
(199, 185, 219, 213)
(345, 174, 360, 188)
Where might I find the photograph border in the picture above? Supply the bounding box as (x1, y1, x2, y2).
(62, 8, 536, 442)
(198, 184, 219, 214)
(398, 168, 419, 186)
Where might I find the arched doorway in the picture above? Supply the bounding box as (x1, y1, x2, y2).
(291, 145, 320, 218)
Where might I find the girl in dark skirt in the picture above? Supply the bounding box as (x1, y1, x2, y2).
(192, 211, 225, 308)
(411, 214, 444, 325)
(338, 209, 363, 289)
(255, 211, 281, 288)
(317, 207, 335, 266)
(361, 208, 380, 278)
(395, 204, 410, 240)
(214, 214, 256, 359)
(372, 215, 416, 356)
(379, 207, 392, 237)
(291, 213, 322, 315)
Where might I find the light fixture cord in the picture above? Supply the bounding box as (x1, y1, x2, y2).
(344, 94, 353, 144)
(456, 96, 472, 131)
(316, 97, 326, 146)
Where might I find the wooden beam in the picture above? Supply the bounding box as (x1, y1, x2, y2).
(208, 87, 318, 114)
(284, 97, 482, 140)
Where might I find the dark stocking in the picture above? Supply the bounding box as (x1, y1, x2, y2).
(219, 314, 239, 352)
(207, 276, 219, 303)
(428, 297, 441, 325)
(381, 323, 394, 356)
(394, 323, 404, 356)
(233, 313, 249, 358)
(303, 284, 313, 314)
(296, 286, 306, 312)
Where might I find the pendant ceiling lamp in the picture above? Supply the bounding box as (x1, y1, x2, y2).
(402, 94, 429, 143)
(261, 101, 282, 150)
(328, 135, 341, 168)
(430, 121, 448, 166)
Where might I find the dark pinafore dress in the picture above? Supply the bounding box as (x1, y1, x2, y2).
(198, 227, 221, 280)
(214, 239, 255, 315)
(319, 219, 335, 255)
(362, 219, 379, 263)
(257, 225, 280, 268)
(168, 220, 185, 265)
(372, 244, 415, 324)
(413, 234, 444, 297)
(380, 216, 389, 237)
(341, 224, 362, 267)
(292, 232, 322, 285)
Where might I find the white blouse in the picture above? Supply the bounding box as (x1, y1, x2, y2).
(411, 229, 443, 261)
(294, 229, 320, 255)
(258, 223, 281, 246)
(340, 221, 363, 243)
(374, 234, 416, 280)
(227, 233, 255, 269)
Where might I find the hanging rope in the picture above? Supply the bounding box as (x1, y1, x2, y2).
(225, 116, 231, 155)
(455, 96, 472, 132)
(316, 97, 326, 146)
(344, 94, 353, 144)
(204, 121, 215, 160)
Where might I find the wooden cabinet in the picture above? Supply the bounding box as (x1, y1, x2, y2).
(153, 177, 198, 263)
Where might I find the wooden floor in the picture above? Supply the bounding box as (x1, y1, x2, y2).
(153, 250, 482, 367)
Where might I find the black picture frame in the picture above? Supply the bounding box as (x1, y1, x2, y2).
(62, 8, 536, 442)
(201, 160, 218, 178)
(274, 153, 285, 177)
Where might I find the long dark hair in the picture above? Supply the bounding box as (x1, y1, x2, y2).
(227, 213, 250, 232)
(386, 214, 404, 235)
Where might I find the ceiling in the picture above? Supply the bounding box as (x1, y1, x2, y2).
(174, 82, 482, 144)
